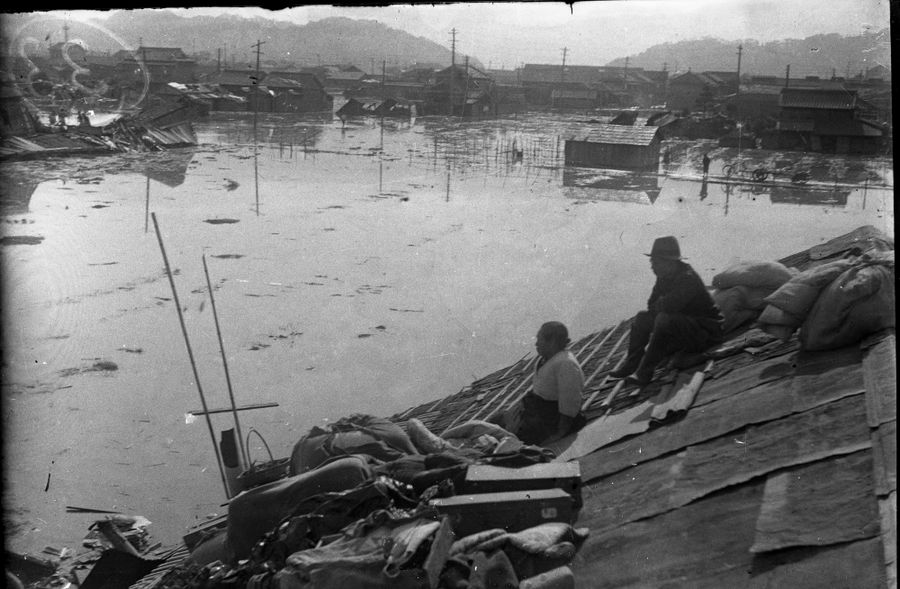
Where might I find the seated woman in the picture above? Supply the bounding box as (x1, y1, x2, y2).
(506, 321, 587, 446)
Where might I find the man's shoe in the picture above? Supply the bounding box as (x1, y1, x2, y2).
(624, 372, 652, 388)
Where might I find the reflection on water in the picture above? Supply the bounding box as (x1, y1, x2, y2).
(142, 149, 196, 188)
(769, 185, 850, 207)
(562, 167, 662, 204)
(0, 181, 38, 216)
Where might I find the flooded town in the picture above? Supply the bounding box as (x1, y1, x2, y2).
(1, 3, 894, 588)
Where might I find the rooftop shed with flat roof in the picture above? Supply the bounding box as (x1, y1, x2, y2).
(564, 124, 661, 170)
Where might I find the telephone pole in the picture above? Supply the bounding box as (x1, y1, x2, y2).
(560, 47, 568, 83)
(662, 62, 669, 105)
(251, 40, 265, 133)
(735, 44, 743, 122)
(449, 28, 457, 116)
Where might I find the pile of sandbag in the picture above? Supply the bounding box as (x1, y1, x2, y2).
(758, 249, 894, 350)
(712, 261, 797, 334)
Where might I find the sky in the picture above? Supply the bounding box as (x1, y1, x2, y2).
(46, 0, 893, 67)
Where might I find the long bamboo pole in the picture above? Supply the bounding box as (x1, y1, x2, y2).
(202, 254, 248, 469)
(151, 213, 229, 499)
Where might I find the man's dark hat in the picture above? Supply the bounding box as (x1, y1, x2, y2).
(645, 236, 684, 260)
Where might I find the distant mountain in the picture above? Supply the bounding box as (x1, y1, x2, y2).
(606, 31, 891, 78)
(2, 10, 456, 71)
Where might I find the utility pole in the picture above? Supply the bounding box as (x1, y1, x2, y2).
(251, 40, 264, 132)
(785, 64, 790, 88)
(464, 55, 470, 117)
(735, 44, 743, 121)
(736, 44, 743, 156)
(560, 47, 567, 83)
(450, 28, 457, 116)
(623, 56, 629, 91)
(662, 62, 669, 106)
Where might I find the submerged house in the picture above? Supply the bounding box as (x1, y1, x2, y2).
(336, 97, 414, 119)
(261, 75, 333, 113)
(260, 71, 331, 113)
(425, 64, 494, 116)
(777, 88, 884, 154)
(564, 125, 662, 170)
(551, 88, 598, 110)
(114, 46, 197, 91)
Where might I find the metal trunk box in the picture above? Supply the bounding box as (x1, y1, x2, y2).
(462, 462, 582, 509)
(428, 489, 575, 538)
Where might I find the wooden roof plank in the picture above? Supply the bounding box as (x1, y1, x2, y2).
(579, 394, 870, 533)
(872, 419, 897, 496)
(573, 482, 764, 588)
(863, 333, 897, 427)
(553, 400, 654, 461)
(750, 450, 879, 553)
(747, 538, 888, 589)
(578, 352, 867, 481)
(879, 491, 897, 589)
(698, 342, 862, 410)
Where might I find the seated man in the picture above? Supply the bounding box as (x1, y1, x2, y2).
(610, 236, 724, 387)
(509, 321, 587, 445)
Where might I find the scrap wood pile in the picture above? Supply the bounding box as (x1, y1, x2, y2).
(8, 512, 163, 589)
(138, 414, 587, 589)
(1, 109, 195, 161)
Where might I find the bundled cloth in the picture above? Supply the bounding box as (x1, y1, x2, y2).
(273, 510, 451, 589)
(291, 414, 420, 475)
(227, 455, 375, 560)
(407, 418, 522, 456)
(444, 523, 590, 586)
(711, 261, 797, 334)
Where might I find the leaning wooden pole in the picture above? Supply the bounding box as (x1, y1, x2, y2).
(151, 213, 230, 499)
(202, 253, 249, 469)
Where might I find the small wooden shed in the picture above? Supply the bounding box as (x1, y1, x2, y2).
(565, 125, 661, 171)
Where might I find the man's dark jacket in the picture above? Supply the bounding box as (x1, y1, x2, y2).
(647, 261, 722, 321)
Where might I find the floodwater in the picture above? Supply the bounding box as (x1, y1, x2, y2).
(1, 111, 893, 555)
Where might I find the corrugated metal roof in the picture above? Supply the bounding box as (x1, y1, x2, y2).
(568, 124, 660, 146)
(780, 88, 858, 109)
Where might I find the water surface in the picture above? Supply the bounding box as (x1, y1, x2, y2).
(2, 112, 892, 554)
